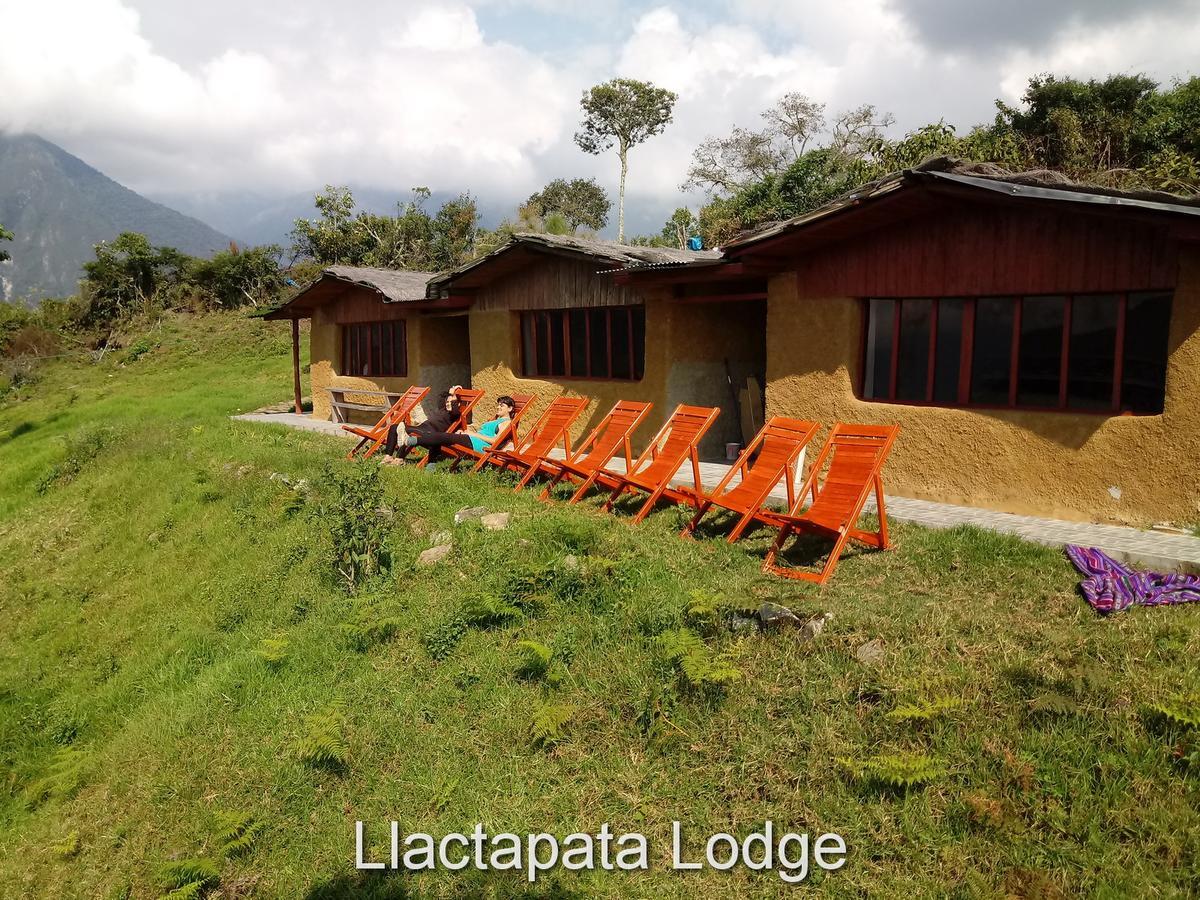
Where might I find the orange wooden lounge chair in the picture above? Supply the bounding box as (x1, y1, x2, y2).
(477, 396, 590, 488)
(443, 394, 537, 472)
(406, 388, 485, 469)
(760, 423, 899, 585)
(534, 400, 654, 501)
(594, 404, 721, 524)
(342, 385, 430, 460)
(674, 416, 820, 542)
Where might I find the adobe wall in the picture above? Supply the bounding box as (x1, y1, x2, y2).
(763, 248, 1200, 525)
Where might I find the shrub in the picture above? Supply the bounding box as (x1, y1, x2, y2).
(36, 425, 119, 494)
(315, 465, 392, 591)
(422, 618, 467, 661)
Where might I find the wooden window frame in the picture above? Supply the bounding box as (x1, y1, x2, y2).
(518, 305, 645, 382)
(859, 292, 1170, 416)
(342, 320, 408, 378)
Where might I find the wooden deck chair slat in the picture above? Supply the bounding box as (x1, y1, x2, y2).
(535, 400, 654, 500)
(762, 423, 899, 585)
(441, 394, 537, 472)
(342, 386, 430, 460)
(677, 416, 819, 542)
(595, 404, 720, 523)
(480, 396, 589, 486)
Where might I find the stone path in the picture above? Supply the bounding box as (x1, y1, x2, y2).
(232, 411, 1200, 572)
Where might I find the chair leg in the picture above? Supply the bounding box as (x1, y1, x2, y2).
(875, 475, 890, 549)
(726, 509, 759, 543)
(515, 461, 539, 492)
(631, 484, 668, 523)
(600, 481, 626, 514)
(569, 471, 603, 505)
(814, 529, 854, 585)
(680, 501, 713, 538)
(539, 469, 566, 502)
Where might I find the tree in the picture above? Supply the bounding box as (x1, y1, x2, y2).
(289, 186, 481, 271)
(762, 92, 826, 159)
(575, 78, 678, 242)
(190, 244, 286, 308)
(526, 177, 611, 232)
(683, 127, 786, 194)
(81, 232, 190, 325)
(0, 223, 11, 262)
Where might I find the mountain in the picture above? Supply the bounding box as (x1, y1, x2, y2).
(0, 133, 233, 305)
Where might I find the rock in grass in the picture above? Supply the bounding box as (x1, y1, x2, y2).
(856, 638, 885, 666)
(418, 544, 453, 566)
(429, 531, 452, 547)
(799, 612, 833, 641)
(454, 506, 489, 525)
(757, 602, 802, 629)
(480, 512, 511, 531)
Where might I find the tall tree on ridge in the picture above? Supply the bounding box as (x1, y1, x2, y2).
(0, 223, 11, 262)
(575, 78, 677, 242)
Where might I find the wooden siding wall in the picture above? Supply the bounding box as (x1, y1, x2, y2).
(785, 204, 1180, 299)
(472, 256, 644, 311)
(332, 288, 410, 323)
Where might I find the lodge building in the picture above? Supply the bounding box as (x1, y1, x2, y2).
(265, 159, 1200, 526)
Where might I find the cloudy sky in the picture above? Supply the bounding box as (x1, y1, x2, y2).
(2, 0, 1199, 237)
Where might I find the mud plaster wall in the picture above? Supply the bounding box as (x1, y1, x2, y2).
(662, 300, 766, 457)
(308, 297, 471, 423)
(763, 248, 1200, 525)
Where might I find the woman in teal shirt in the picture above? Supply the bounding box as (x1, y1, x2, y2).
(398, 395, 515, 466)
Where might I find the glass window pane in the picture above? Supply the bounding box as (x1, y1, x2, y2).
(536, 312, 550, 375)
(520, 314, 535, 377)
(971, 297, 1015, 405)
(1017, 296, 1065, 408)
(632, 306, 646, 379)
(611, 308, 633, 379)
(896, 299, 932, 402)
(588, 308, 609, 378)
(1067, 294, 1117, 411)
(933, 298, 964, 404)
(1122, 292, 1172, 413)
(569, 310, 588, 377)
(548, 311, 566, 376)
(394, 321, 406, 376)
(863, 298, 895, 401)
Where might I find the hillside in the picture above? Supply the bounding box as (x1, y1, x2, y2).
(0, 134, 233, 304)
(0, 312, 1197, 897)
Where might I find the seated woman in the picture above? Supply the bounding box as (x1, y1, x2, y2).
(382, 386, 464, 461)
(386, 395, 516, 467)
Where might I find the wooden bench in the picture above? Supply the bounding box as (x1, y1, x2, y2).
(325, 387, 408, 423)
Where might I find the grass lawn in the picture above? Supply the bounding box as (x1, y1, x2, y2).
(0, 311, 1197, 899)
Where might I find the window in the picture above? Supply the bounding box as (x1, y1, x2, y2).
(862, 292, 1172, 414)
(520, 306, 645, 380)
(342, 321, 407, 377)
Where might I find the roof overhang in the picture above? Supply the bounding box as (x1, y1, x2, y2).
(263, 269, 459, 320)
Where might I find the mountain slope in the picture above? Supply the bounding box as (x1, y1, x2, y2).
(0, 133, 233, 304)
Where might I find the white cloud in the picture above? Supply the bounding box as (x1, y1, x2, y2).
(0, 0, 1196, 238)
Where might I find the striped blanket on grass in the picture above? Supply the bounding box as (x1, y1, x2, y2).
(1065, 545, 1200, 614)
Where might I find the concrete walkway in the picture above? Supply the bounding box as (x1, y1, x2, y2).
(232, 411, 1200, 571)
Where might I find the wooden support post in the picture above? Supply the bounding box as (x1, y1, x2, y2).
(291, 317, 303, 415)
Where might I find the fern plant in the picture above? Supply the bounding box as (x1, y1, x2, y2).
(530, 702, 574, 749)
(25, 746, 90, 807)
(886, 696, 965, 723)
(1144, 695, 1200, 731)
(1028, 691, 1079, 717)
(254, 636, 289, 667)
(460, 595, 522, 628)
(212, 810, 264, 858)
(656, 627, 741, 694)
(340, 610, 402, 653)
(159, 857, 219, 899)
(52, 829, 82, 859)
(296, 704, 348, 771)
(841, 752, 947, 790)
(513, 640, 553, 680)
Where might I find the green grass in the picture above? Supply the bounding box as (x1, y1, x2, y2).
(0, 311, 1198, 898)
